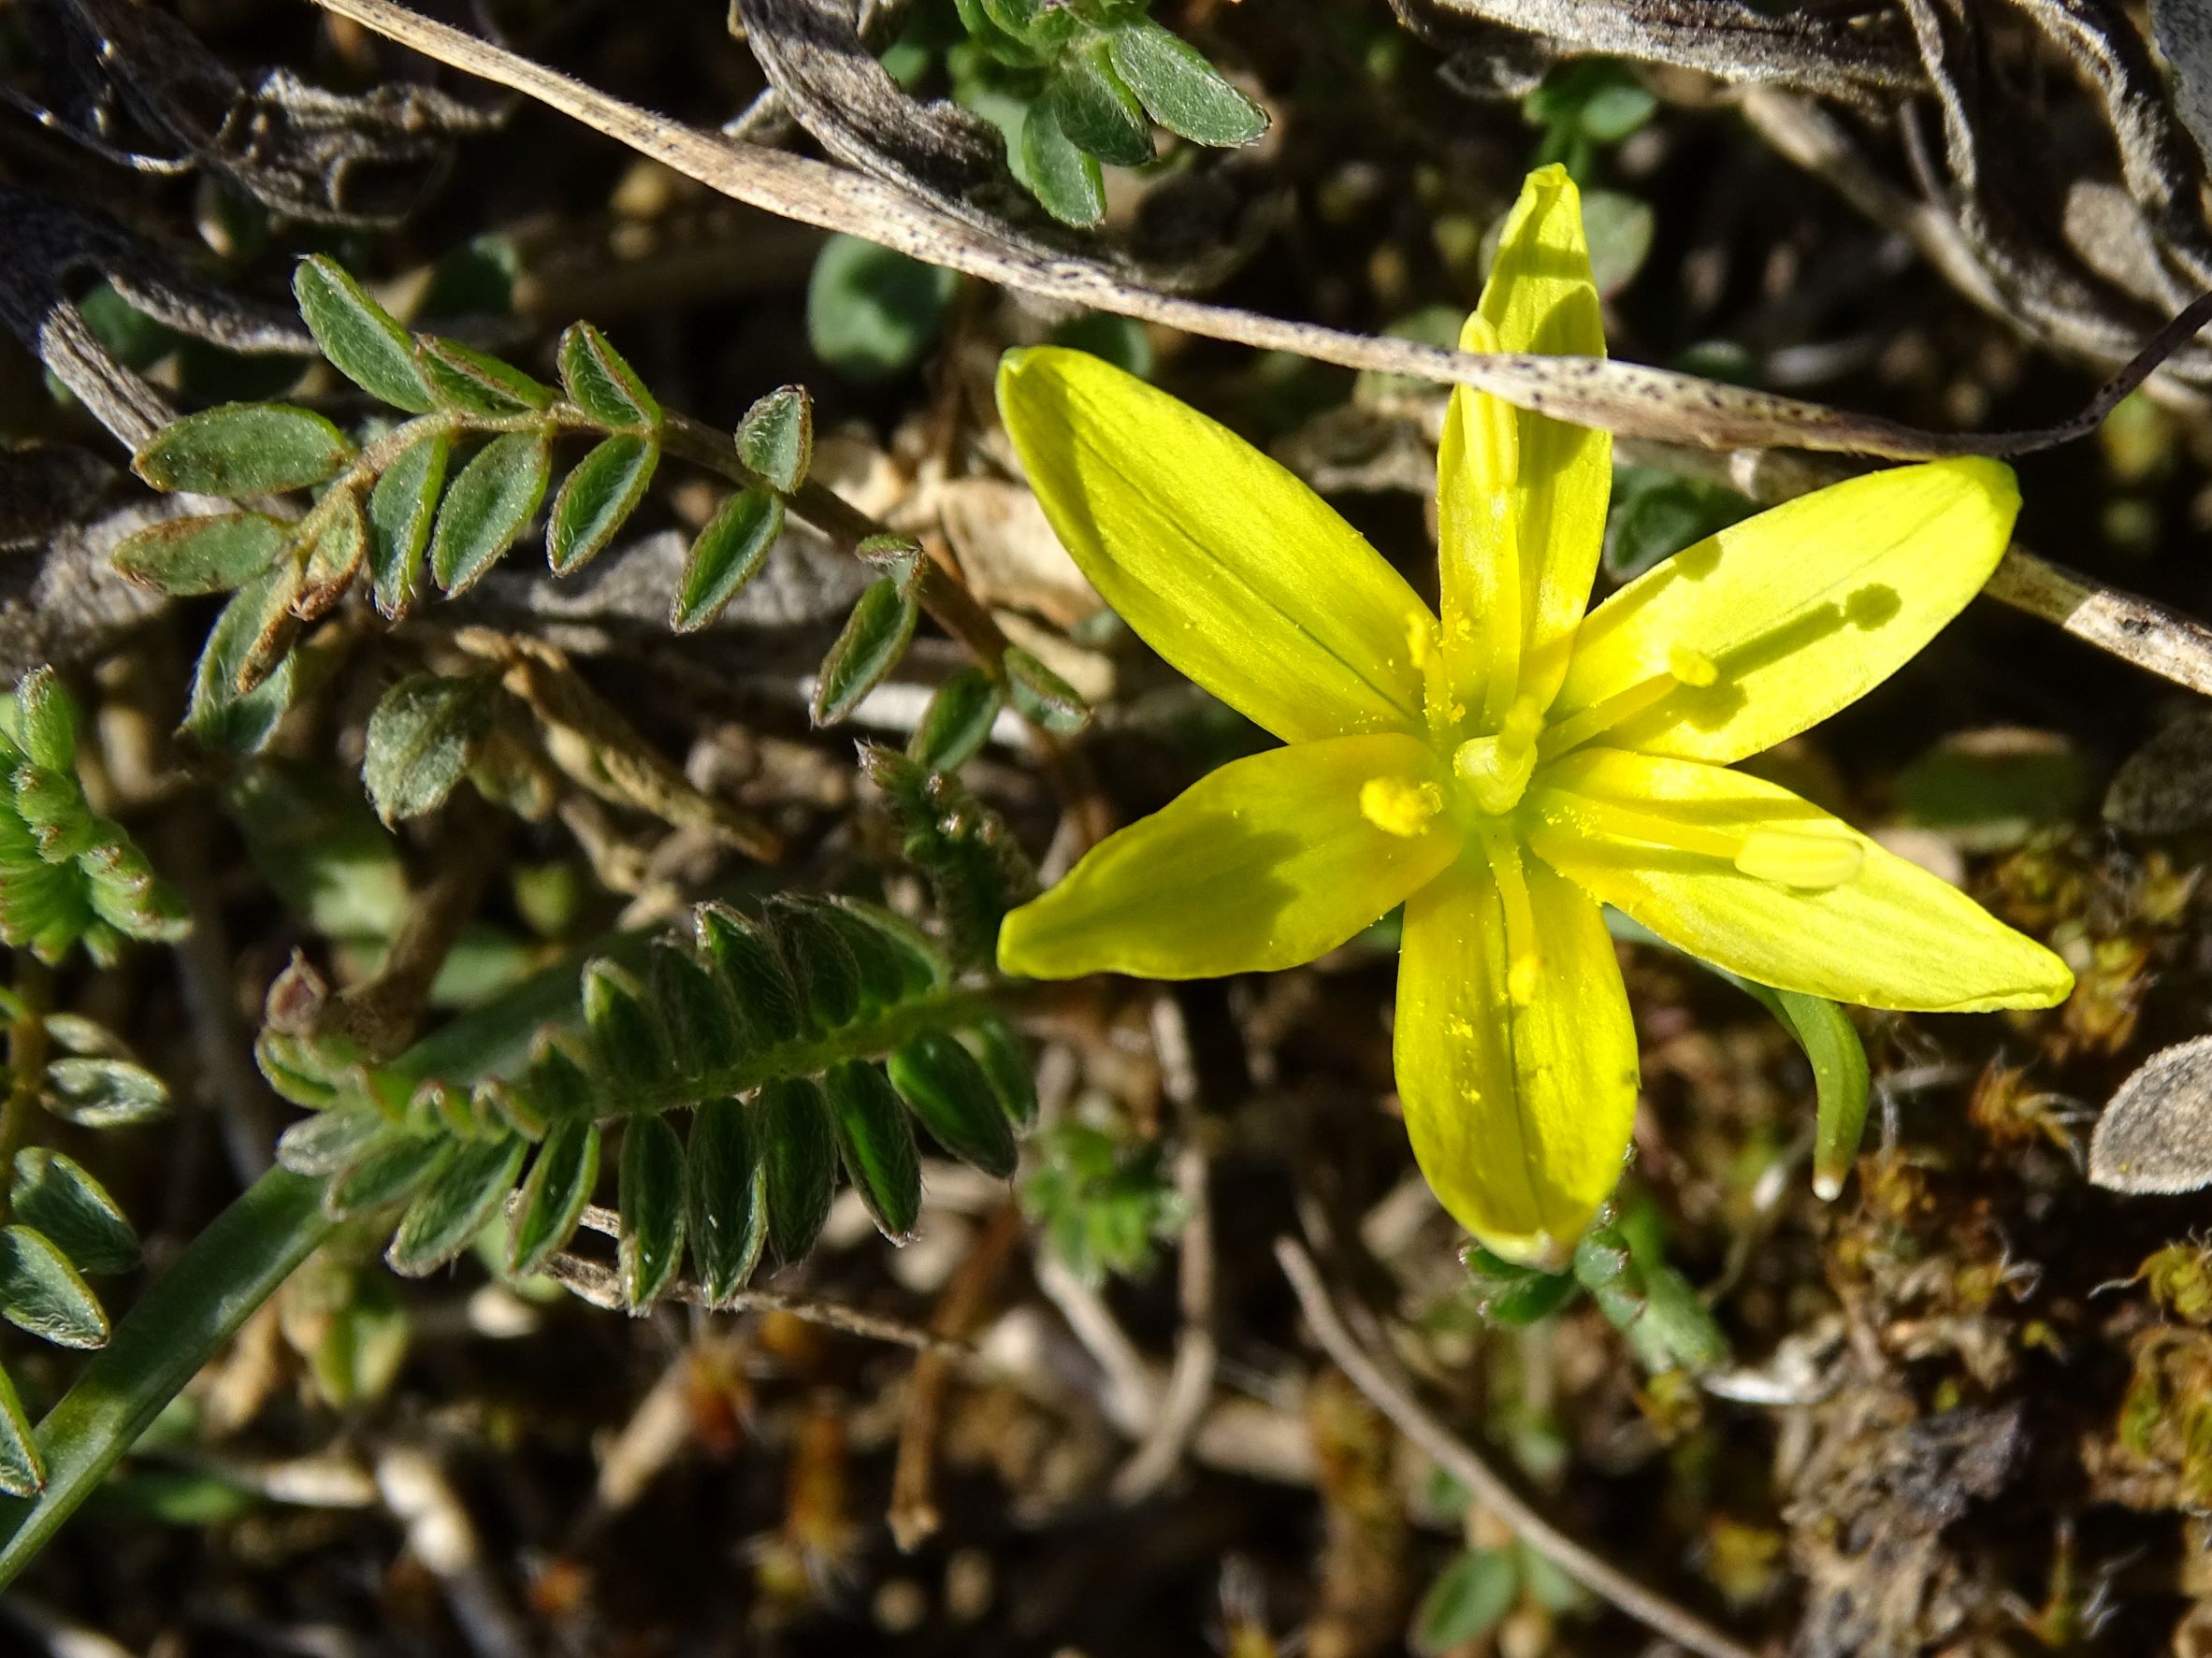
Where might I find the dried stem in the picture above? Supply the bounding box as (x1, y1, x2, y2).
(314, 801, 506, 1060)
(888, 1198, 1025, 1550)
(540, 1236, 965, 1354)
(1111, 992, 1218, 1501)
(1275, 1237, 1760, 1658)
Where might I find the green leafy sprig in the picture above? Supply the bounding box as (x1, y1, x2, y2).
(113, 258, 1027, 758)
(262, 893, 1036, 1302)
(0, 671, 188, 967)
(945, 0, 1267, 224)
(0, 669, 182, 1494)
(1461, 1202, 1729, 1377)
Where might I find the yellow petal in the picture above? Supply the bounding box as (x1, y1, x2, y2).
(1437, 166, 1612, 727)
(1395, 833, 1639, 1267)
(1527, 748, 2074, 1011)
(1549, 458, 2020, 764)
(999, 734, 1461, 979)
(998, 348, 1433, 743)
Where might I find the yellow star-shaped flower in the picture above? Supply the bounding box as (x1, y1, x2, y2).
(993, 164, 2074, 1267)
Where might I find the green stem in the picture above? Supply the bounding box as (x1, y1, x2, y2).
(608, 978, 1019, 1121)
(0, 1166, 335, 1591)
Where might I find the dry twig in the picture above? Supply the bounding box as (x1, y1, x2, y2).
(1275, 1238, 1759, 1658)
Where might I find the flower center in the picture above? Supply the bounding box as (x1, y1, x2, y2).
(1441, 643, 1723, 823)
(1453, 696, 1545, 815)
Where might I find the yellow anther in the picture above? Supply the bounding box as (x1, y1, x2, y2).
(1405, 613, 1436, 671)
(1666, 644, 1718, 688)
(1733, 829, 1865, 890)
(1507, 954, 1541, 1006)
(1359, 776, 1443, 839)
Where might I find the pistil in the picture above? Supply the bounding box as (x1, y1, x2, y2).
(1453, 696, 1545, 815)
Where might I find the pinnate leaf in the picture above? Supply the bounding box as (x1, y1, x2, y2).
(826, 1060, 921, 1243)
(43, 1057, 167, 1128)
(387, 1133, 527, 1276)
(909, 667, 1003, 771)
(0, 1362, 43, 1495)
(429, 432, 551, 593)
(1045, 46, 1151, 166)
(368, 428, 448, 618)
(419, 337, 555, 416)
(111, 512, 286, 595)
(760, 1078, 836, 1265)
(0, 1226, 108, 1348)
(11, 1148, 138, 1275)
(813, 576, 918, 724)
(557, 323, 660, 429)
(1004, 644, 1088, 732)
(296, 493, 368, 620)
(295, 257, 434, 412)
(1020, 98, 1106, 226)
(135, 404, 352, 497)
(687, 1096, 768, 1305)
(672, 487, 782, 631)
(508, 1119, 600, 1278)
(1107, 21, 1266, 147)
(549, 435, 658, 574)
(363, 672, 494, 823)
(736, 386, 813, 492)
(889, 1029, 1018, 1177)
(325, 1134, 451, 1218)
(618, 1116, 687, 1308)
(185, 563, 298, 753)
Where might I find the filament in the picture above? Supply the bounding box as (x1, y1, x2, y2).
(1536, 645, 1719, 761)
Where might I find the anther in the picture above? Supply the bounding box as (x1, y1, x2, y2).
(1359, 776, 1444, 839)
(1507, 954, 1541, 1006)
(1665, 644, 1717, 687)
(1731, 829, 1864, 890)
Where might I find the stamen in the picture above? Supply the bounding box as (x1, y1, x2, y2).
(1560, 797, 1742, 860)
(1549, 796, 1865, 891)
(1359, 776, 1444, 839)
(1537, 644, 1722, 761)
(1732, 829, 1864, 890)
(1477, 823, 1542, 1007)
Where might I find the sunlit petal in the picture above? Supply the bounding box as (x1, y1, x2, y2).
(999, 347, 1433, 743)
(1436, 165, 1612, 728)
(1548, 458, 2020, 765)
(1527, 747, 2074, 1012)
(1396, 836, 1639, 1267)
(999, 735, 1461, 979)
